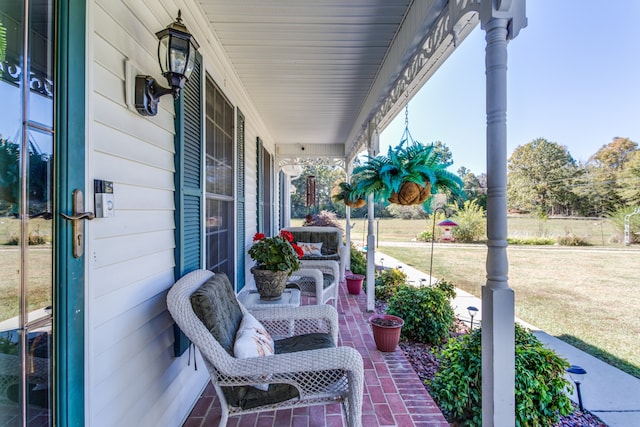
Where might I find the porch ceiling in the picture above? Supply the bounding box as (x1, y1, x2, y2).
(197, 0, 479, 159)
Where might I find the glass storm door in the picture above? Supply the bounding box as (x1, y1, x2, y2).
(1, 1, 55, 425)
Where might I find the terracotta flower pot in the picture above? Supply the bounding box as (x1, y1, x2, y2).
(369, 314, 404, 352)
(345, 274, 365, 295)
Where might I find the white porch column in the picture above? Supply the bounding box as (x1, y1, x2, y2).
(480, 1, 526, 425)
(366, 192, 375, 311)
(281, 173, 291, 227)
(365, 123, 379, 312)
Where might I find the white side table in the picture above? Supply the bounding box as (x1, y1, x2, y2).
(237, 288, 301, 311)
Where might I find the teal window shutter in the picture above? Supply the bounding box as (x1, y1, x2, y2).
(237, 110, 246, 290)
(256, 137, 264, 233)
(173, 52, 203, 356)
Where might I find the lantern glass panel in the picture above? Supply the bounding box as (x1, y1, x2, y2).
(169, 36, 189, 75)
(158, 35, 170, 74)
(185, 43, 196, 77)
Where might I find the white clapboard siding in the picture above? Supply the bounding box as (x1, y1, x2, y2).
(86, 0, 272, 425)
(91, 250, 176, 298)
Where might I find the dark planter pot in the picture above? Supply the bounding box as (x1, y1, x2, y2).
(345, 274, 365, 295)
(250, 267, 290, 300)
(369, 314, 404, 352)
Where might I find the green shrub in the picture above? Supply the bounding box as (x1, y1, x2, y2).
(557, 233, 590, 246)
(349, 244, 367, 276)
(507, 236, 555, 245)
(28, 229, 48, 245)
(374, 268, 407, 301)
(430, 325, 573, 427)
(416, 229, 433, 242)
(4, 229, 50, 246)
(433, 279, 456, 300)
(452, 200, 486, 242)
(386, 285, 455, 345)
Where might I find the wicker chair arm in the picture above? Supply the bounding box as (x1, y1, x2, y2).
(299, 259, 340, 280)
(220, 346, 363, 379)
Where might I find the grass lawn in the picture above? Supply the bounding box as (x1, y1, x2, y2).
(295, 216, 637, 377)
(0, 217, 53, 322)
(335, 216, 620, 246)
(379, 243, 640, 378)
(294, 216, 621, 246)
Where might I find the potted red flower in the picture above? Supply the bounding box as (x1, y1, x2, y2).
(248, 230, 303, 300)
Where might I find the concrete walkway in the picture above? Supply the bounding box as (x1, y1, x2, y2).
(372, 250, 640, 427)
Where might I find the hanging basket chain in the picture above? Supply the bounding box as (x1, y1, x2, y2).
(399, 104, 416, 147)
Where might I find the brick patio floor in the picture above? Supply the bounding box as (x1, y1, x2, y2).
(183, 282, 448, 427)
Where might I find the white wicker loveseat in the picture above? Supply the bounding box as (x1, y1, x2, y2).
(166, 269, 363, 427)
(282, 226, 348, 281)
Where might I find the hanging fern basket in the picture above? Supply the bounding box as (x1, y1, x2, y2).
(388, 181, 431, 205)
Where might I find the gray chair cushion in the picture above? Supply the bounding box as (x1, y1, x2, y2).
(300, 253, 340, 262)
(221, 383, 299, 410)
(297, 274, 336, 291)
(275, 333, 335, 354)
(190, 273, 243, 355)
(222, 333, 335, 410)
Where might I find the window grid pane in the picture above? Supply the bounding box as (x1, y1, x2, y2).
(205, 77, 235, 281)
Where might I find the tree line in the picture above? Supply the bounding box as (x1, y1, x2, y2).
(507, 136, 639, 217)
(290, 136, 639, 220)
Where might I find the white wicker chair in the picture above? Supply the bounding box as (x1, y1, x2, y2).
(166, 269, 363, 427)
(294, 259, 340, 306)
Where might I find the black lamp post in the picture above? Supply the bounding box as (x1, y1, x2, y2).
(467, 306, 478, 330)
(135, 10, 200, 116)
(428, 206, 451, 285)
(566, 365, 587, 411)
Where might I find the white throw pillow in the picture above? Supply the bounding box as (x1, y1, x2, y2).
(234, 312, 274, 391)
(297, 242, 323, 256)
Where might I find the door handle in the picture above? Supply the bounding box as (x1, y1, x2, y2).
(60, 189, 95, 258)
(60, 212, 96, 221)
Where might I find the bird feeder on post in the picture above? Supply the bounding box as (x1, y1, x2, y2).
(438, 219, 458, 242)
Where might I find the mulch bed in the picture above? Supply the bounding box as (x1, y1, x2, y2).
(400, 338, 607, 426)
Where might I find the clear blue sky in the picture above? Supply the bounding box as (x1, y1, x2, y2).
(379, 1, 640, 175)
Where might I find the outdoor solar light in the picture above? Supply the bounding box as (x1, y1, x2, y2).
(135, 10, 199, 116)
(566, 365, 587, 411)
(467, 306, 479, 330)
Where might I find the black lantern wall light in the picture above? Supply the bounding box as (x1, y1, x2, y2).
(135, 10, 199, 116)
